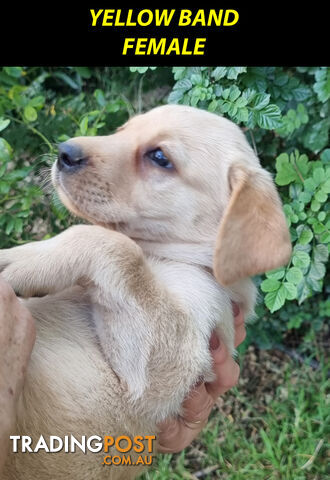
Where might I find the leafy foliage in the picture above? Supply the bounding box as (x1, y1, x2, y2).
(0, 137, 42, 244)
(261, 149, 330, 313)
(0, 66, 329, 349)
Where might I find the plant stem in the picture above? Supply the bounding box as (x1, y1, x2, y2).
(7, 115, 54, 153)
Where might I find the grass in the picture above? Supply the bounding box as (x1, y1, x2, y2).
(141, 346, 329, 480)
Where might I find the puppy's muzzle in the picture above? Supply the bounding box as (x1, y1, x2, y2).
(57, 141, 87, 173)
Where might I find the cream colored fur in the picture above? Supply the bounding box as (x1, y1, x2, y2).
(0, 105, 291, 479)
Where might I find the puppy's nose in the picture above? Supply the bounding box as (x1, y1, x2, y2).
(57, 142, 87, 173)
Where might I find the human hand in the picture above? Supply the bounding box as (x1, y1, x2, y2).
(157, 302, 245, 453)
(0, 275, 36, 471)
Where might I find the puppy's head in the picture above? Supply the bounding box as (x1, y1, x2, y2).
(52, 105, 291, 285)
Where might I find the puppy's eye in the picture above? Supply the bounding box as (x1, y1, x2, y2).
(147, 149, 174, 170)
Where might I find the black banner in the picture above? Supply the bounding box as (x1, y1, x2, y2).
(1, 3, 328, 65)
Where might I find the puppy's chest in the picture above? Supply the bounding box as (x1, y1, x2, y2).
(148, 259, 233, 335)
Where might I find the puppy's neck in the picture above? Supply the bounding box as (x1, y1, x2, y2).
(134, 239, 214, 269)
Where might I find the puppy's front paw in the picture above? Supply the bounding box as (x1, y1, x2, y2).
(0, 249, 29, 295)
(0, 242, 57, 297)
(0, 248, 15, 272)
(1, 259, 47, 298)
(0, 242, 42, 271)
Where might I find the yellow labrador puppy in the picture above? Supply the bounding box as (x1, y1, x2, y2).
(0, 105, 291, 479)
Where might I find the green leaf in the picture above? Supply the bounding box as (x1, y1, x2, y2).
(53, 72, 80, 90)
(168, 88, 184, 104)
(317, 211, 326, 222)
(0, 163, 7, 177)
(175, 78, 192, 92)
(8, 85, 27, 107)
(105, 101, 122, 113)
(235, 107, 249, 123)
(130, 66, 148, 73)
(5, 217, 15, 235)
(242, 88, 256, 103)
(297, 278, 312, 304)
(208, 100, 218, 112)
(309, 259, 326, 281)
(226, 67, 247, 79)
(311, 199, 321, 212)
(313, 243, 329, 262)
(172, 67, 187, 81)
(320, 148, 330, 163)
(320, 231, 330, 243)
(23, 105, 37, 122)
(191, 73, 203, 85)
(228, 103, 238, 117)
(313, 167, 325, 185)
(29, 96, 45, 108)
(0, 118, 10, 132)
(229, 86, 241, 102)
(304, 178, 316, 192)
(287, 314, 304, 329)
(322, 179, 330, 193)
(303, 119, 329, 153)
(299, 191, 312, 204)
(260, 278, 281, 292)
(265, 285, 286, 313)
(286, 267, 303, 285)
(292, 86, 311, 101)
(0, 181, 10, 194)
(6, 167, 32, 182)
(79, 116, 88, 135)
(274, 72, 288, 86)
(14, 218, 23, 234)
(297, 225, 313, 245)
(294, 152, 310, 179)
(0, 138, 13, 162)
(283, 282, 297, 300)
(306, 274, 323, 292)
(212, 67, 227, 81)
(4, 66, 23, 78)
(94, 89, 106, 107)
(235, 96, 248, 108)
(265, 267, 286, 280)
(275, 153, 296, 186)
(313, 67, 330, 102)
(252, 93, 270, 110)
(292, 250, 311, 269)
(315, 190, 328, 203)
(296, 103, 308, 122)
(254, 104, 282, 130)
(74, 67, 92, 79)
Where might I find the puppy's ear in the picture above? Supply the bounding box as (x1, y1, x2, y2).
(214, 164, 292, 286)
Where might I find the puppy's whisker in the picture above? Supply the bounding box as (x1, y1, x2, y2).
(33, 166, 54, 194)
(30, 153, 57, 168)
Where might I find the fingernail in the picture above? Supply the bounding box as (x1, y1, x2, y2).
(194, 377, 204, 388)
(209, 332, 220, 350)
(232, 302, 240, 317)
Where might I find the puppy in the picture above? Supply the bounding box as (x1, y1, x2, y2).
(0, 105, 291, 479)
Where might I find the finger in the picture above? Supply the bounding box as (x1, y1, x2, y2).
(206, 339, 240, 399)
(181, 382, 214, 424)
(234, 324, 246, 348)
(232, 301, 240, 317)
(233, 304, 246, 348)
(157, 389, 210, 454)
(157, 415, 202, 453)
